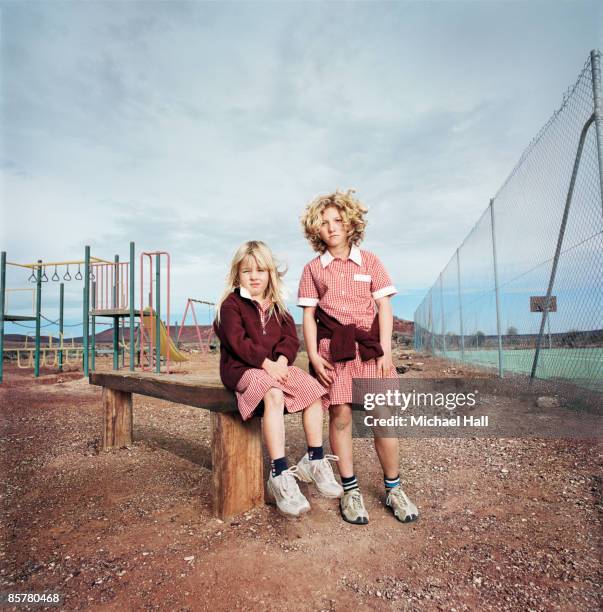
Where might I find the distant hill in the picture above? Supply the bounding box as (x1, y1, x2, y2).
(4, 318, 414, 346)
(393, 317, 414, 335)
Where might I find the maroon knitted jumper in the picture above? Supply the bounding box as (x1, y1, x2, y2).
(213, 288, 300, 391)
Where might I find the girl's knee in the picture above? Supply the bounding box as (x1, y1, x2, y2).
(263, 387, 284, 406)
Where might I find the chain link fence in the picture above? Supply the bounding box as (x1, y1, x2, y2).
(414, 50, 603, 391)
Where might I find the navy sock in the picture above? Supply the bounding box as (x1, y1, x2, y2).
(384, 474, 400, 492)
(271, 457, 288, 477)
(341, 474, 359, 492)
(308, 446, 324, 461)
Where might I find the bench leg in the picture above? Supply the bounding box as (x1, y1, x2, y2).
(211, 412, 263, 520)
(102, 388, 133, 450)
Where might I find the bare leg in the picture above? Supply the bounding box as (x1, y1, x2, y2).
(374, 436, 400, 480)
(329, 403, 354, 477)
(302, 399, 324, 448)
(261, 387, 286, 460)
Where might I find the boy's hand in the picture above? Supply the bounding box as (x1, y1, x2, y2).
(376, 353, 393, 378)
(262, 358, 289, 384)
(310, 355, 334, 387)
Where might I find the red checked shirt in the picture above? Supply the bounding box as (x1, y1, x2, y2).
(297, 245, 396, 330)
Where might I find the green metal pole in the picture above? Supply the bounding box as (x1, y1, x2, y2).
(129, 242, 135, 371)
(120, 317, 125, 367)
(34, 260, 42, 377)
(91, 281, 96, 371)
(0, 252, 6, 384)
(58, 283, 64, 372)
(83, 246, 90, 376)
(113, 254, 119, 370)
(155, 253, 161, 373)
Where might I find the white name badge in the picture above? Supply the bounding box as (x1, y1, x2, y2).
(354, 274, 371, 282)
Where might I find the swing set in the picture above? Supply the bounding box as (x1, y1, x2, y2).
(177, 298, 216, 353)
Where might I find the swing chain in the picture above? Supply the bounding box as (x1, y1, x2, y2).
(75, 263, 83, 281)
(52, 265, 60, 281)
(63, 264, 72, 281)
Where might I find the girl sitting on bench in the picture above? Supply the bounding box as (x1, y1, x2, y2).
(213, 240, 343, 518)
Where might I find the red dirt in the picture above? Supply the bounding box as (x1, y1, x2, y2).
(0, 352, 601, 611)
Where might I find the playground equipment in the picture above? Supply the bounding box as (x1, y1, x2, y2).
(0, 252, 112, 383)
(1, 243, 186, 383)
(141, 309, 187, 363)
(12, 333, 83, 369)
(85, 243, 139, 374)
(177, 298, 215, 353)
(137, 250, 186, 373)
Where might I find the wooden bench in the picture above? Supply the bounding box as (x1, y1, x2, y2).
(89, 371, 263, 520)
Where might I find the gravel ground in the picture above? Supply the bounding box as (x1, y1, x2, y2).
(0, 351, 601, 611)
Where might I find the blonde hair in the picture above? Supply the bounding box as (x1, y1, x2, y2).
(215, 240, 289, 325)
(300, 189, 368, 253)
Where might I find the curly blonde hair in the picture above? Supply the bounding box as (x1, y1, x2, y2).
(300, 189, 368, 253)
(215, 240, 289, 324)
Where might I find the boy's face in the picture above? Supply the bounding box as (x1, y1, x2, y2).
(238, 255, 269, 301)
(319, 205, 348, 251)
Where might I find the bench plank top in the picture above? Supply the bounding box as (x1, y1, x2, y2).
(89, 371, 238, 413)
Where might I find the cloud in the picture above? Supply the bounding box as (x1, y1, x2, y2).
(1, 0, 601, 334)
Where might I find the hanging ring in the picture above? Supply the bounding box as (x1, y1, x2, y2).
(28, 270, 36, 283)
(52, 265, 60, 281)
(63, 264, 72, 281)
(75, 263, 83, 281)
(41, 268, 49, 282)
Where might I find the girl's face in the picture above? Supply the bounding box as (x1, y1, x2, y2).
(319, 205, 348, 251)
(238, 255, 270, 300)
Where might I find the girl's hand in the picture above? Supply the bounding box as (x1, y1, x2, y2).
(262, 358, 289, 384)
(276, 355, 290, 382)
(310, 355, 334, 387)
(376, 353, 393, 378)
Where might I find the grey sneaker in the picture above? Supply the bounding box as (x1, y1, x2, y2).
(295, 453, 344, 499)
(267, 466, 311, 518)
(386, 485, 419, 523)
(339, 488, 369, 525)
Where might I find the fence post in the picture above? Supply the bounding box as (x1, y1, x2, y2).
(439, 273, 446, 355)
(590, 49, 603, 214)
(530, 114, 595, 380)
(429, 288, 435, 354)
(456, 248, 465, 361)
(489, 199, 504, 378)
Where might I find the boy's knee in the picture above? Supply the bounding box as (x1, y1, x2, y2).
(263, 387, 284, 406)
(330, 404, 352, 430)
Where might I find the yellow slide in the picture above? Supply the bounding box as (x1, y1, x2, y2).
(141, 309, 188, 362)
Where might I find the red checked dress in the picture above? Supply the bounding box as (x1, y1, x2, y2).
(298, 246, 398, 410)
(235, 297, 327, 421)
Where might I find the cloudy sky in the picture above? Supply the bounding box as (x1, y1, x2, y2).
(1, 0, 601, 335)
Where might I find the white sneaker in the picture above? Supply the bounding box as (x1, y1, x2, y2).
(385, 485, 419, 523)
(296, 453, 344, 499)
(340, 488, 369, 525)
(267, 466, 310, 518)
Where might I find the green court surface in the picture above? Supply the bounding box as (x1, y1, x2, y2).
(437, 348, 603, 390)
